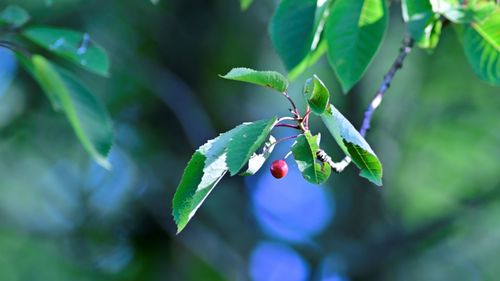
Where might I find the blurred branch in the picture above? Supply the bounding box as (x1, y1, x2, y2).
(359, 36, 414, 137)
(0, 40, 31, 56)
(144, 63, 215, 147)
(282, 90, 300, 118)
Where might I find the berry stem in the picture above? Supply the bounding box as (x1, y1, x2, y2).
(282, 91, 300, 118)
(277, 116, 296, 122)
(261, 134, 299, 155)
(303, 106, 311, 130)
(275, 135, 298, 143)
(275, 123, 300, 129)
(266, 135, 298, 150)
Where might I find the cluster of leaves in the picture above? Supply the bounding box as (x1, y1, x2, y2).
(0, 5, 113, 168)
(172, 68, 383, 233)
(404, 0, 499, 84)
(173, 0, 499, 233)
(255, 0, 499, 89)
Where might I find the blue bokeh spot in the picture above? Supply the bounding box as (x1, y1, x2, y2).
(248, 151, 334, 243)
(0, 48, 17, 98)
(249, 241, 309, 281)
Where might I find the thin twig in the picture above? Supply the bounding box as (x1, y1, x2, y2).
(260, 134, 298, 155)
(275, 135, 298, 143)
(0, 40, 31, 56)
(0, 41, 17, 52)
(359, 36, 414, 137)
(303, 106, 311, 130)
(275, 123, 300, 129)
(277, 116, 296, 122)
(275, 116, 301, 130)
(282, 91, 300, 118)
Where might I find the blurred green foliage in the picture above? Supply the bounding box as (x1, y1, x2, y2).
(0, 0, 499, 280)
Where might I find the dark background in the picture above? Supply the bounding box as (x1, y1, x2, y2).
(0, 0, 499, 280)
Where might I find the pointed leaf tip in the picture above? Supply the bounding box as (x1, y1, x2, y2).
(345, 141, 383, 186)
(320, 104, 383, 186)
(220, 67, 288, 92)
(28, 55, 114, 168)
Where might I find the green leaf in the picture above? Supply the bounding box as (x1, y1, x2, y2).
(29, 55, 114, 168)
(418, 17, 443, 50)
(325, 0, 388, 93)
(303, 75, 330, 114)
(463, 8, 500, 85)
(240, 0, 254, 10)
(226, 118, 277, 175)
(23, 26, 110, 76)
(344, 141, 382, 186)
(401, 0, 443, 51)
(401, 0, 436, 41)
(0, 5, 30, 28)
(287, 0, 332, 80)
(220, 67, 288, 92)
(291, 131, 331, 184)
(320, 104, 382, 185)
(467, 0, 496, 22)
(172, 151, 221, 234)
(240, 135, 276, 176)
(269, 0, 317, 70)
(173, 121, 264, 233)
(16, 54, 62, 110)
(288, 39, 327, 81)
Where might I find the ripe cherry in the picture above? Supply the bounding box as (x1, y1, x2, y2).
(270, 159, 288, 179)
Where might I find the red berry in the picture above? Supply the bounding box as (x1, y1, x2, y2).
(270, 160, 288, 179)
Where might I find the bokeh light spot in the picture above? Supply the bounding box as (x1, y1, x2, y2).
(249, 156, 334, 243)
(249, 241, 309, 281)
